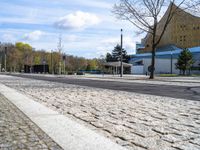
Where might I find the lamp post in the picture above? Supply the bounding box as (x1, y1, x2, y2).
(120, 29, 123, 77)
(170, 49, 173, 74)
(0, 43, 1, 72)
(51, 50, 53, 74)
(4, 47, 7, 72)
(43, 59, 46, 74)
(63, 54, 66, 75)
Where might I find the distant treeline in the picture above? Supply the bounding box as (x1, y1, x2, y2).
(0, 42, 104, 74)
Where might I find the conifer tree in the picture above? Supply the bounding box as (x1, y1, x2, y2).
(112, 44, 128, 62)
(176, 48, 194, 75)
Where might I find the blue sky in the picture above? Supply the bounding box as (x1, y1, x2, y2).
(0, 0, 143, 58)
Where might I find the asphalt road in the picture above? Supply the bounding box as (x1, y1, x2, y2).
(9, 74, 200, 101)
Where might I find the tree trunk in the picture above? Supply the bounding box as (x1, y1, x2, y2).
(183, 69, 186, 75)
(149, 45, 156, 79)
(149, 20, 157, 79)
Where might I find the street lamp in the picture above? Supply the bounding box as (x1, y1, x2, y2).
(120, 29, 123, 77)
(51, 50, 54, 74)
(43, 59, 46, 74)
(0, 42, 1, 72)
(63, 54, 66, 75)
(170, 49, 173, 74)
(4, 47, 7, 72)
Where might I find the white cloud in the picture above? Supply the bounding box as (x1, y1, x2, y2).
(95, 35, 146, 57)
(101, 36, 136, 51)
(23, 30, 44, 41)
(55, 11, 101, 30)
(1, 34, 16, 42)
(65, 35, 78, 42)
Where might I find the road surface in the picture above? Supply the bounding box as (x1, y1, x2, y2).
(9, 74, 200, 101)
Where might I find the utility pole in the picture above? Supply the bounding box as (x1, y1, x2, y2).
(120, 29, 123, 77)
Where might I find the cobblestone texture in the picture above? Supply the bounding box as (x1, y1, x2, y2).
(0, 75, 200, 150)
(0, 93, 63, 150)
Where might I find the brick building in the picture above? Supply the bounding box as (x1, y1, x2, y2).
(130, 3, 200, 75)
(139, 3, 200, 54)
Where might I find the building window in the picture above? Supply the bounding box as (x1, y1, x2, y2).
(179, 35, 186, 42)
(183, 35, 186, 42)
(180, 25, 186, 30)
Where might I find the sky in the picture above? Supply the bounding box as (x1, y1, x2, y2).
(0, 0, 144, 58)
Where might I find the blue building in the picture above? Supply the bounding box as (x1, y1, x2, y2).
(129, 45, 200, 74)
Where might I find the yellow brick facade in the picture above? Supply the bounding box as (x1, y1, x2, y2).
(140, 4, 200, 53)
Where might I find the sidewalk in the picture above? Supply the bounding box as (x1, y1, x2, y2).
(0, 93, 63, 150)
(0, 83, 127, 150)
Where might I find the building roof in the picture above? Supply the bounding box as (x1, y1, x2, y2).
(130, 46, 200, 62)
(103, 61, 132, 67)
(140, 3, 200, 52)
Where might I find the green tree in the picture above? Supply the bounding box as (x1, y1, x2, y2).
(199, 62, 200, 70)
(105, 53, 113, 62)
(105, 45, 130, 63)
(111, 44, 130, 63)
(15, 42, 33, 71)
(7, 47, 21, 72)
(176, 48, 194, 75)
(96, 56, 106, 74)
(51, 52, 60, 74)
(86, 59, 98, 71)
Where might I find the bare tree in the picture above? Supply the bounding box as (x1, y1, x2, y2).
(113, 0, 200, 79)
(57, 33, 64, 74)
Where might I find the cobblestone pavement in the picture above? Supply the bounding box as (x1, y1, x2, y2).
(0, 75, 200, 150)
(0, 93, 63, 150)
